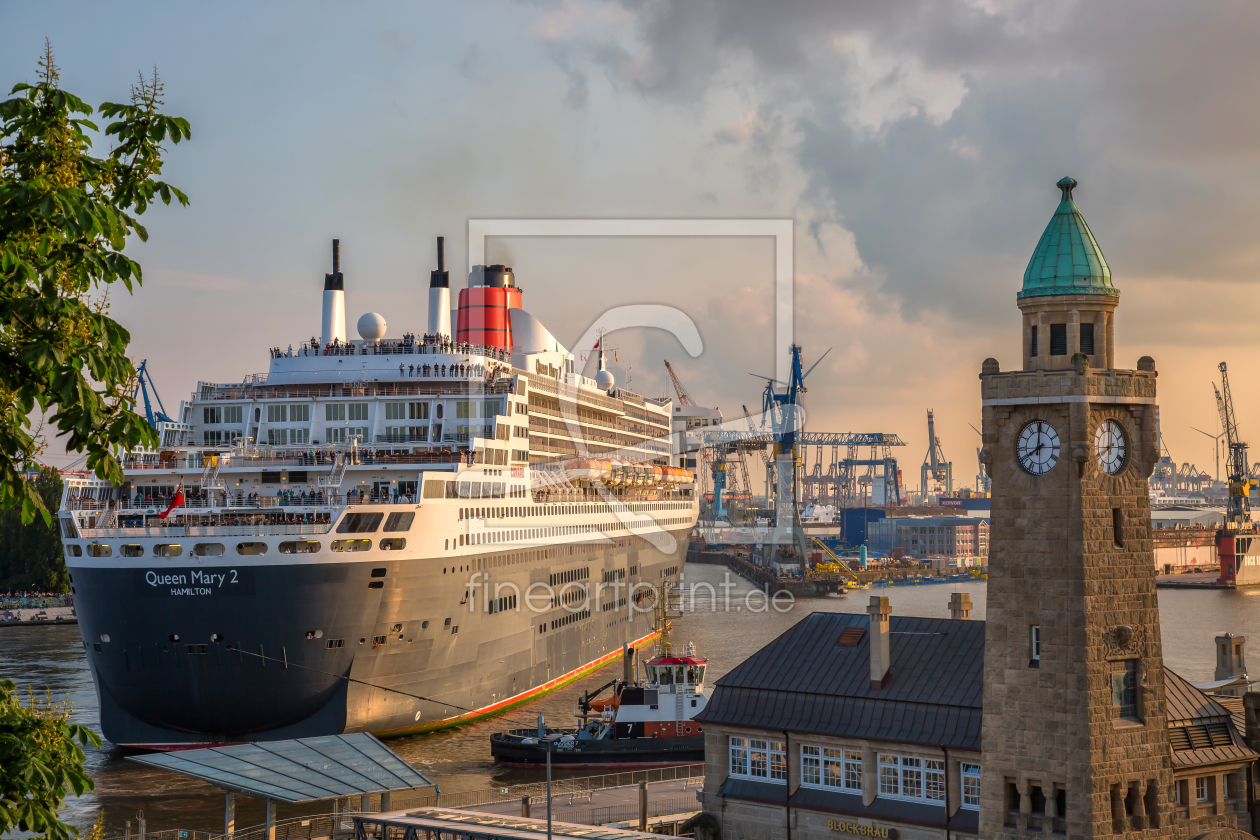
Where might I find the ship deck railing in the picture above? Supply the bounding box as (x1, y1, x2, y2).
(122, 451, 473, 471)
(66, 495, 356, 512)
(78, 522, 335, 538)
(195, 380, 517, 402)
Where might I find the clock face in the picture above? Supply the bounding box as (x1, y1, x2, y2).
(1017, 421, 1061, 476)
(1094, 419, 1127, 475)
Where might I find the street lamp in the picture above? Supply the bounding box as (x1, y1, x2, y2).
(538, 713, 552, 840)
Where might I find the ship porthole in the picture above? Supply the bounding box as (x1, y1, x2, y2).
(685, 726, 691, 733)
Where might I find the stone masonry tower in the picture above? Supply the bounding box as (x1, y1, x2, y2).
(978, 177, 1175, 838)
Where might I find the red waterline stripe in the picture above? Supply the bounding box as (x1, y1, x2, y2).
(374, 629, 662, 738)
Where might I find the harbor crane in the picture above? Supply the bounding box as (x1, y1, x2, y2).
(129, 359, 175, 431)
(919, 409, 953, 501)
(1215, 362, 1250, 527)
(664, 359, 726, 525)
(1213, 362, 1259, 586)
(968, 423, 990, 493)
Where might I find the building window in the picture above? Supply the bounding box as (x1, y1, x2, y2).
(843, 750, 862, 792)
(1030, 325, 1038, 357)
(879, 755, 900, 796)
(730, 738, 785, 784)
(1080, 323, 1095, 355)
(878, 754, 945, 805)
(730, 737, 749, 777)
(801, 746, 860, 794)
(1111, 659, 1139, 720)
(901, 757, 922, 799)
(802, 746, 820, 786)
(1050, 323, 1067, 355)
(1195, 777, 1208, 803)
(962, 764, 981, 810)
(1031, 626, 1042, 666)
(924, 759, 945, 802)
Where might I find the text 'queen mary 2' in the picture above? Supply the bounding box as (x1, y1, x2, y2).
(58, 238, 698, 749)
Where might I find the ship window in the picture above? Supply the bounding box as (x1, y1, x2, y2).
(154, 544, 183, 557)
(279, 541, 320, 554)
(332, 539, 372, 553)
(288, 471, 309, 484)
(193, 543, 226, 556)
(371, 568, 387, 577)
(121, 544, 144, 557)
(65, 544, 82, 557)
(424, 481, 445, 499)
(326, 638, 345, 649)
(384, 512, 415, 532)
(236, 542, 268, 555)
(261, 471, 282, 484)
(368, 581, 384, 589)
(87, 544, 111, 557)
(337, 512, 383, 533)
(379, 538, 405, 551)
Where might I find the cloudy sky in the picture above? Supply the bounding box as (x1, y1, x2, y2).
(6, 1, 1260, 487)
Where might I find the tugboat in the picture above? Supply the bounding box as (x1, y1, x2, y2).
(490, 584, 709, 767)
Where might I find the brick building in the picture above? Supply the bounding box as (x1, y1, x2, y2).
(867, 515, 989, 565)
(696, 595, 1259, 840)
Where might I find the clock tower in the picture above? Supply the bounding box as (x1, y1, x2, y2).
(978, 177, 1175, 837)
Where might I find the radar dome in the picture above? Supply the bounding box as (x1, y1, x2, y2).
(595, 369, 615, 390)
(357, 312, 387, 341)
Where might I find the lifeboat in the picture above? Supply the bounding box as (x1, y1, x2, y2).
(598, 460, 613, 483)
(652, 465, 664, 485)
(565, 459, 603, 483)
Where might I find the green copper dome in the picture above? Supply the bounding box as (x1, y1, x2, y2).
(1018, 177, 1117, 299)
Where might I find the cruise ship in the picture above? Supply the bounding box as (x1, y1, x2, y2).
(57, 239, 697, 748)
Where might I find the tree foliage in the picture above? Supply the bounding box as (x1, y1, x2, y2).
(0, 679, 102, 840)
(0, 467, 65, 591)
(0, 42, 190, 525)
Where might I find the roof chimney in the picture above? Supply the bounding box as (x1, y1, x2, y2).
(1216, 632, 1247, 682)
(868, 596, 891, 689)
(949, 592, 972, 620)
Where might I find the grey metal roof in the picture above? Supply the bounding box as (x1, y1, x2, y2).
(126, 733, 432, 803)
(1164, 667, 1233, 724)
(1161, 668, 1258, 769)
(695, 612, 984, 750)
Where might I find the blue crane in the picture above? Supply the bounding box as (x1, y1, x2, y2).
(753, 344, 830, 458)
(130, 359, 174, 430)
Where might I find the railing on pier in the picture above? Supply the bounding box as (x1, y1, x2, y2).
(94, 765, 705, 840)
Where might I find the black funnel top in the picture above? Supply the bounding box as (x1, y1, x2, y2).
(429, 237, 449, 289)
(324, 239, 344, 291)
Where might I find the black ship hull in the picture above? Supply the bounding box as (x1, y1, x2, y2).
(70, 529, 688, 747)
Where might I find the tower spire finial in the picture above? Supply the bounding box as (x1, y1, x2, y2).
(1057, 176, 1078, 201)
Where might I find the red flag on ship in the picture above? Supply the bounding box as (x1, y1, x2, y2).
(158, 485, 184, 519)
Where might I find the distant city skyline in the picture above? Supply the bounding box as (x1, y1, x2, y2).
(5, 1, 1260, 485)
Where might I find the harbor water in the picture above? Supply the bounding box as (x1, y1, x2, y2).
(2, 561, 1256, 837)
